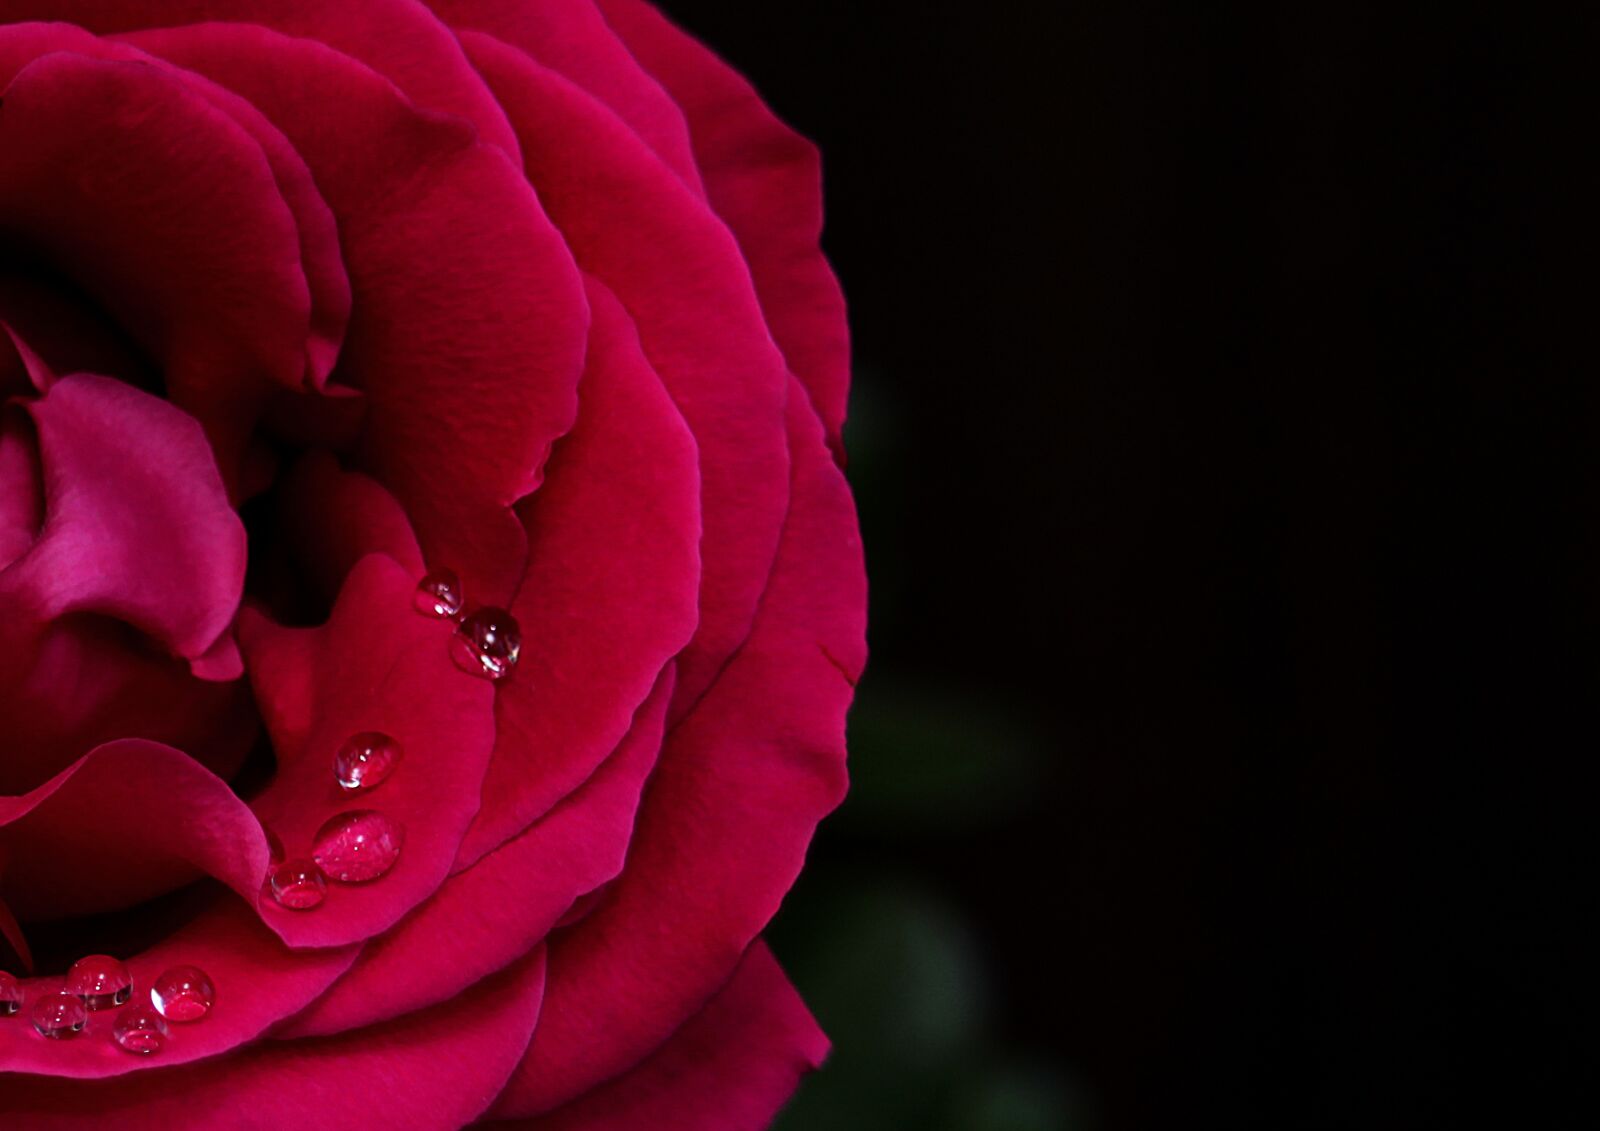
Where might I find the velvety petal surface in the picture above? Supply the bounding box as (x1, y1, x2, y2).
(456, 276, 699, 866)
(280, 673, 670, 1038)
(238, 553, 496, 949)
(126, 22, 588, 607)
(462, 31, 792, 718)
(0, 899, 358, 1078)
(0, 948, 548, 1130)
(0, 740, 270, 922)
(493, 386, 864, 1116)
(600, 0, 852, 458)
(491, 943, 828, 1131)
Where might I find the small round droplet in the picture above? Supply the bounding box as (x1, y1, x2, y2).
(66, 955, 132, 1010)
(312, 810, 404, 882)
(415, 568, 464, 619)
(0, 971, 21, 1016)
(111, 1002, 167, 1055)
(269, 858, 327, 910)
(335, 731, 404, 793)
(451, 607, 522, 681)
(31, 992, 87, 1039)
(150, 965, 215, 1023)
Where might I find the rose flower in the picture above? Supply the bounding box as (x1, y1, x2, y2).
(0, 3, 864, 1128)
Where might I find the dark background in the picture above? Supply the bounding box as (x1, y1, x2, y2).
(664, 5, 1587, 1129)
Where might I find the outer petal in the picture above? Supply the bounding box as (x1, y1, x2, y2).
(457, 275, 699, 866)
(600, 0, 852, 459)
(427, 0, 704, 193)
(128, 22, 587, 606)
(0, 948, 547, 1131)
(493, 385, 865, 1116)
(489, 943, 827, 1131)
(460, 30, 792, 717)
(0, 0, 523, 162)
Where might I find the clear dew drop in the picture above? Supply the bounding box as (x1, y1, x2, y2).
(335, 731, 404, 794)
(151, 965, 215, 1023)
(66, 955, 132, 1011)
(415, 568, 465, 619)
(0, 971, 21, 1016)
(269, 858, 328, 910)
(312, 810, 404, 883)
(451, 606, 522, 681)
(111, 1002, 168, 1055)
(32, 992, 87, 1039)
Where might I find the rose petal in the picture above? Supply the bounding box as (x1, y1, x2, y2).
(2, 0, 523, 162)
(487, 943, 827, 1131)
(599, 0, 853, 459)
(0, 899, 358, 1079)
(238, 553, 496, 949)
(460, 31, 792, 717)
(128, 22, 588, 606)
(0, 948, 547, 1130)
(493, 385, 864, 1115)
(280, 672, 670, 1038)
(428, 0, 704, 193)
(0, 48, 317, 475)
(0, 740, 270, 922)
(456, 276, 699, 867)
(0, 373, 244, 663)
(0, 266, 150, 392)
(274, 452, 427, 611)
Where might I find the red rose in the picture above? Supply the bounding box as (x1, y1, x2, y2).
(0, 2, 864, 1128)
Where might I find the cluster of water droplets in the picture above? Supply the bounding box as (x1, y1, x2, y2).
(263, 568, 519, 912)
(2, 568, 517, 1054)
(1, 956, 215, 1055)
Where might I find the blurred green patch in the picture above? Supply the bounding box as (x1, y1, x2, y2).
(839, 676, 1051, 833)
(770, 872, 1090, 1131)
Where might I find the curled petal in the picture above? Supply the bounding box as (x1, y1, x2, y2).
(0, 373, 245, 665)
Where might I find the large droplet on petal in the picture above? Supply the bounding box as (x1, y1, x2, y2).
(31, 991, 86, 1038)
(312, 810, 403, 882)
(450, 606, 521, 681)
(414, 568, 464, 619)
(0, 970, 21, 1016)
(111, 1001, 167, 1055)
(150, 964, 215, 1022)
(66, 954, 132, 1010)
(334, 731, 404, 794)
(269, 858, 327, 910)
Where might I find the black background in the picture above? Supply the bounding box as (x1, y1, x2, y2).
(664, 5, 1587, 1130)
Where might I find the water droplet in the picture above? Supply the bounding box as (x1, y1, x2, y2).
(150, 965, 215, 1022)
(0, 971, 21, 1016)
(335, 731, 404, 793)
(111, 1002, 167, 1055)
(312, 810, 403, 882)
(31, 992, 86, 1038)
(269, 858, 327, 910)
(451, 607, 522, 681)
(66, 955, 131, 1010)
(415, 568, 464, 619)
